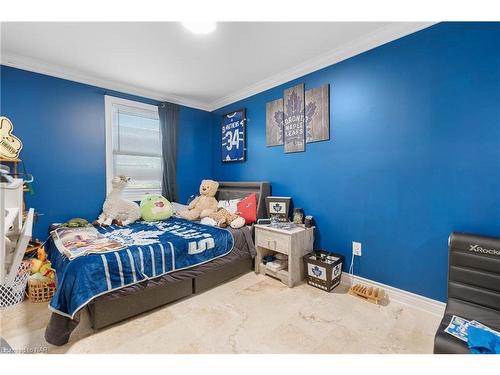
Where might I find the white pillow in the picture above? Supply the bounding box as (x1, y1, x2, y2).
(217, 198, 241, 214)
(172, 202, 189, 216)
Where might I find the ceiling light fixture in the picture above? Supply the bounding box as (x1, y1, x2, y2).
(181, 21, 216, 35)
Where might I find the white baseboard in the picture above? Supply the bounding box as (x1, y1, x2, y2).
(340, 273, 446, 317)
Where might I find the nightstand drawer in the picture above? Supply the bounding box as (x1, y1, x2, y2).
(255, 230, 290, 254)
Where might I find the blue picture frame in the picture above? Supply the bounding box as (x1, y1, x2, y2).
(221, 109, 246, 162)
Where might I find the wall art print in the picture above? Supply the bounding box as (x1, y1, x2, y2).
(305, 84, 330, 143)
(265, 98, 284, 146)
(283, 84, 305, 153)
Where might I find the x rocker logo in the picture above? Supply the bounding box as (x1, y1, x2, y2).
(468, 244, 500, 256)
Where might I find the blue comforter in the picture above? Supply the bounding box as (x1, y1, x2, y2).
(47, 218, 234, 318)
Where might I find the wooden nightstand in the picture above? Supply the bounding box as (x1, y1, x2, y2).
(254, 224, 314, 287)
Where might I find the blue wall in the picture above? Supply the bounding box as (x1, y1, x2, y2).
(211, 23, 500, 301)
(0, 66, 212, 240)
(2, 22, 499, 301)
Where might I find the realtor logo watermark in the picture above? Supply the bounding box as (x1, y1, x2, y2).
(469, 244, 500, 256)
(1, 345, 48, 354)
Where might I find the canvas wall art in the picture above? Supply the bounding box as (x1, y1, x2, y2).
(265, 98, 284, 146)
(283, 83, 305, 153)
(305, 84, 330, 143)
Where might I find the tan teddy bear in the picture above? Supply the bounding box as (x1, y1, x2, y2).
(179, 179, 219, 221)
(206, 208, 246, 229)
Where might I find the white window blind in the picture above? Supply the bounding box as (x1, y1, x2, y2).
(105, 96, 162, 201)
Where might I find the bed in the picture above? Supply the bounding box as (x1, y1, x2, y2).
(44, 181, 270, 346)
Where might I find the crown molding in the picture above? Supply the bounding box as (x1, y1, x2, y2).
(207, 22, 436, 111)
(0, 52, 211, 111)
(1, 22, 436, 113)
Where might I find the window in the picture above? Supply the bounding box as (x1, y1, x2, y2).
(105, 96, 162, 201)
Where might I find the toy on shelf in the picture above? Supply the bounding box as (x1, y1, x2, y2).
(0, 116, 23, 161)
(349, 284, 385, 305)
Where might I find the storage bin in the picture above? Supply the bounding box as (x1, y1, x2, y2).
(303, 250, 344, 292)
(0, 260, 31, 309)
(27, 276, 56, 303)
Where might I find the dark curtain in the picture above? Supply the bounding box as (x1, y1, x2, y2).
(158, 102, 179, 202)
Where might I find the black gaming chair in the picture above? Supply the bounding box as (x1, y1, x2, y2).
(434, 232, 500, 354)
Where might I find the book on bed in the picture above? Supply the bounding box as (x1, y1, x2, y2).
(52, 226, 125, 260)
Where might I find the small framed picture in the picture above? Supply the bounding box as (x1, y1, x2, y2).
(221, 109, 246, 162)
(265, 196, 292, 221)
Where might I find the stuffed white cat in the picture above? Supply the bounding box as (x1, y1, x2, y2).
(95, 176, 141, 226)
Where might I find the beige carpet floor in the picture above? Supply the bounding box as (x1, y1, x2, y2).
(0, 272, 441, 353)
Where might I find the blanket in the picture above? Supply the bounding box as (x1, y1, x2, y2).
(47, 218, 234, 318)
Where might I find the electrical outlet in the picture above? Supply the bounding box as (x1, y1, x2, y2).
(352, 241, 362, 256)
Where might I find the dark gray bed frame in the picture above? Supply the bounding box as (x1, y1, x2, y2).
(87, 181, 271, 330)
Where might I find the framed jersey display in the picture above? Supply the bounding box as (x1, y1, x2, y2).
(221, 108, 246, 162)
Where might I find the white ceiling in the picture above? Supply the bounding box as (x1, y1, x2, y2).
(0, 22, 433, 111)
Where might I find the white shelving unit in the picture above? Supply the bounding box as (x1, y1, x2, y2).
(1, 176, 33, 285)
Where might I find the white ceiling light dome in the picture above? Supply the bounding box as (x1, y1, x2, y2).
(181, 21, 216, 35)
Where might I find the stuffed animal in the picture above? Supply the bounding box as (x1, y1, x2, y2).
(30, 247, 55, 281)
(179, 179, 219, 221)
(202, 208, 246, 229)
(94, 176, 141, 226)
(64, 218, 91, 228)
(140, 194, 173, 221)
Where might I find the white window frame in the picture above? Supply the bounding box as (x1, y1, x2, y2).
(104, 95, 161, 201)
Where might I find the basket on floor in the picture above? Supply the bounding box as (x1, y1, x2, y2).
(27, 276, 56, 303)
(0, 260, 32, 309)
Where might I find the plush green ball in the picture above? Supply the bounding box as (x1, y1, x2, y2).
(140, 194, 173, 221)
